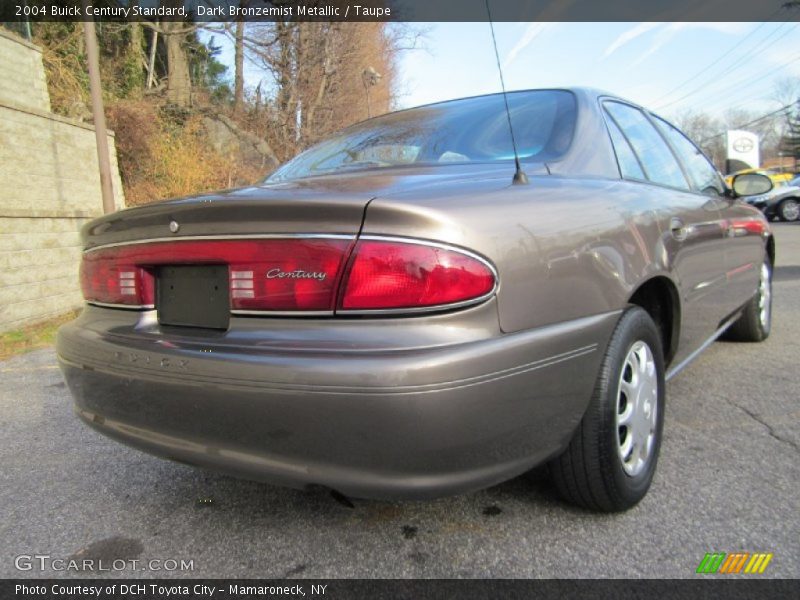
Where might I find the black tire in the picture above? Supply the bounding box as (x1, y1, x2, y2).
(724, 257, 772, 342)
(777, 198, 799, 222)
(549, 306, 665, 512)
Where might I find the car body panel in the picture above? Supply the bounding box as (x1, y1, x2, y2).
(721, 198, 772, 308)
(629, 183, 729, 364)
(363, 176, 664, 334)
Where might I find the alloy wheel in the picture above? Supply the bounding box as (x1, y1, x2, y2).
(780, 199, 799, 221)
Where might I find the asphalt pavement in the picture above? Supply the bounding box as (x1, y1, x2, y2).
(1, 224, 798, 579)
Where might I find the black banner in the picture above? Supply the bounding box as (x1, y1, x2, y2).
(3, 579, 800, 600)
(0, 0, 797, 23)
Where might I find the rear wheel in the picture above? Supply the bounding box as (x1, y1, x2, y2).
(777, 198, 799, 222)
(549, 306, 665, 512)
(724, 258, 772, 342)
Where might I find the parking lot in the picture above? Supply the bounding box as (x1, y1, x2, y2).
(1, 224, 798, 579)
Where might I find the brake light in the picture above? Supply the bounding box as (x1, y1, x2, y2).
(338, 240, 496, 311)
(80, 258, 154, 307)
(80, 237, 496, 314)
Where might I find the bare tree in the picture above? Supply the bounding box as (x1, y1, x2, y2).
(241, 22, 399, 159)
(233, 20, 245, 114)
(140, 1, 196, 107)
(672, 109, 726, 168)
(771, 76, 800, 108)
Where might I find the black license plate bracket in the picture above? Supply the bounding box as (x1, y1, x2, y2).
(157, 265, 230, 329)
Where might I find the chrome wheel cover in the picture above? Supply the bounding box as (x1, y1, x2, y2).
(759, 261, 772, 329)
(615, 340, 658, 477)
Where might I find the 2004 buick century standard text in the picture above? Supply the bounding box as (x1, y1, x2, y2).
(57, 88, 775, 512)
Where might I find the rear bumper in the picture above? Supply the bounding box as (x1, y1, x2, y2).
(57, 303, 619, 499)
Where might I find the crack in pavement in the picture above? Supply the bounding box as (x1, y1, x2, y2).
(727, 398, 800, 454)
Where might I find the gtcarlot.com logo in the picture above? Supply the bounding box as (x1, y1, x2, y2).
(14, 554, 194, 572)
(696, 552, 773, 574)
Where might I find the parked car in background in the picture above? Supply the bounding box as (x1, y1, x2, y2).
(724, 167, 793, 189)
(57, 88, 775, 513)
(740, 182, 800, 222)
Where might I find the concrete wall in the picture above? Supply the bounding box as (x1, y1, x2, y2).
(0, 29, 125, 332)
(0, 31, 50, 112)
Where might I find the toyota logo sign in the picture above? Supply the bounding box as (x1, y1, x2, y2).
(733, 137, 755, 153)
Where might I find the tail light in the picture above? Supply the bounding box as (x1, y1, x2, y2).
(80, 259, 154, 307)
(338, 239, 496, 311)
(80, 237, 496, 315)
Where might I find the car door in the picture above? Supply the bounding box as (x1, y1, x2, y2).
(652, 116, 762, 318)
(603, 101, 728, 364)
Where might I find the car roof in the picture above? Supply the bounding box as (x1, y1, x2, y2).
(367, 87, 623, 120)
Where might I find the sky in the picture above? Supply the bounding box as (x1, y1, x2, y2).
(209, 21, 800, 122)
(394, 22, 800, 119)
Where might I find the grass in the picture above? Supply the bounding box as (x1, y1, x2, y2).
(0, 310, 80, 361)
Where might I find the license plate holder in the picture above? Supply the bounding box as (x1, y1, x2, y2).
(157, 265, 230, 329)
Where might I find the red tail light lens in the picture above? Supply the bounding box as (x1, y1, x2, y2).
(80, 239, 353, 311)
(338, 240, 496, 311)
(80, 259, 154, 307)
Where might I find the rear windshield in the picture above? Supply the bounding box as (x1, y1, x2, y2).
(267, 90, 577, 182)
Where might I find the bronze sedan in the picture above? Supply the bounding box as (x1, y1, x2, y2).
(58, 88, 775, 512)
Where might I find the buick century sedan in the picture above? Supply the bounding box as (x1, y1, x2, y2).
(58, 88, 774, 512)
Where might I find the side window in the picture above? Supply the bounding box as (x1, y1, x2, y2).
(653, 116, 726, 196)
(606, 115, 646, 180)
(604, 102, 689, 191)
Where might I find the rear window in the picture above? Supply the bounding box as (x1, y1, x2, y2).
(267, 90, 577, 182)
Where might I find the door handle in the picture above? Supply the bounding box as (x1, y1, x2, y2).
(670, 217, 688, 242)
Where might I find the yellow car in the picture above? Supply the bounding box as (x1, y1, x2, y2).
(724, 168, 793, 188)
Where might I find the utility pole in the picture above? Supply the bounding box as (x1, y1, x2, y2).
(361, 67, 381, 119)
(82, 2, 116, 214)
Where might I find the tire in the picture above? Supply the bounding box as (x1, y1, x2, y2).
(549, 306, 665, 512)
(777, 198, 799, 222)
(724, 258, 772, 342)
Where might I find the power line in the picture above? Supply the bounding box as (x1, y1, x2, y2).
(655, 21, 798, 111)
(654, 15, 780, 106)
(699, 102, 798, 144)
(687, 23, 798, 106)
(702, 23, 793, 81)
(724, 93, 779, 116)
(664, 50, 800, 117)
(686, 51, 800, 115)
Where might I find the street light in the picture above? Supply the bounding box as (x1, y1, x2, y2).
(362, 66, 381, 118)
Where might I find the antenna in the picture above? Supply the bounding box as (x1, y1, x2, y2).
(485, 0, 528, 185)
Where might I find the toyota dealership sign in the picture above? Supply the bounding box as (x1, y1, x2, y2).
(726, 130, 760, 169)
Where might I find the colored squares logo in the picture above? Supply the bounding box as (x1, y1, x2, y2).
(696, 552, 773, 574)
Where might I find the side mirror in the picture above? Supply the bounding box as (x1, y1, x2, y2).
(732, 172, 773, 197)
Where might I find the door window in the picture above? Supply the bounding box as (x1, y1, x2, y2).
(606, 116, 646, 180)
(604, 102, 689, 190)
(653, 116, 726, 196)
